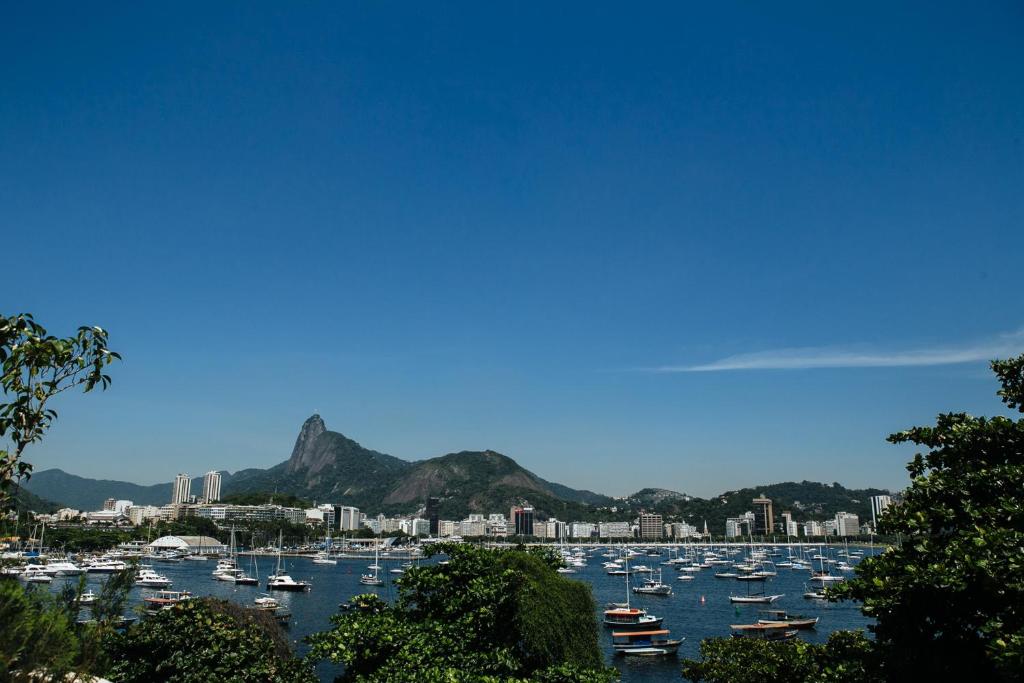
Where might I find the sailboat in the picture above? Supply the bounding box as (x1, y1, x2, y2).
(312, 519, 337, 565)
(360, 542, 384, 586)
(266, 531, 311, 592)
(603, 558, 664, 629)
(633, 568, 673, 595)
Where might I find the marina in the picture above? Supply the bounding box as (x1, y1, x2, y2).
(10, 542, 878, 683)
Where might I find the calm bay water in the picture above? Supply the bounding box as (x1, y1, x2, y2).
(61, 546, 877, 682)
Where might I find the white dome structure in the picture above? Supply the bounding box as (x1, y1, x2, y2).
(147, 535, 226, 554)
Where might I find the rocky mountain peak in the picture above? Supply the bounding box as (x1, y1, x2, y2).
(287, 414, 326, 473)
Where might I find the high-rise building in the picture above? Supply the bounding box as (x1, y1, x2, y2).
(639, 512, 663, 539)
(426, 497, 440, 536)
(726, 514, 754, 538)
(870, 495, 894, 530)
(171, 474, 191, 505)
(102, 498, 116, 511)
(835, 512, 859, 537)
(803, 520, 826, 537)
(752, 495, 774, 536)
(202, 471, 222, 503)
(511, 505, 534, 536)
(332, 505, 360, 531)
(780, 511, 799, 537)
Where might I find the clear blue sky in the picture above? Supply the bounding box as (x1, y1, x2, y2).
(3, 2, 1022, 498)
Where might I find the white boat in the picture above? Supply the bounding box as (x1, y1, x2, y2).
(84, 559, 128, 573)
(135, 567, 173, 588)
(633, 569, 672, 596)
(254, 595, 280, 610)
(604, 558, 663, 629)
(313, 522, 337, 564)
(312, 551, 337, 565)
(612, 629, 684, 656)
(183, 554, 208, 561)
(360, 544, 385, 585)
(79, 590, 98, 605)
(22, 569, 52, 583)
(729, 594, 784, 604)
(45, 560, 84, 576)
(267, 573, 311, 591)
(266, 531, 311, 592)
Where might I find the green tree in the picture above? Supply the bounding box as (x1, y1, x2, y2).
(307, 542, 615, 682)
(682, 355, 1024, 682)
(829, 355, 1024, 680)
(1, 313, 120, 509)
(104, 597, 315, 683)
(681, 631, 878, 683)
(0, 580, 80, 682)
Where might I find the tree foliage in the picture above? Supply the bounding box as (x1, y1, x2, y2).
(0, 568, 137, 682)
(829, 355, 1024, 680)
(307, 542, 615, 682)
(0, 313, 119, 509)
(681, 631, 878, 683)
(682, 355, 1024, 682)
(104, 597, 315, 683)
(0, 579, 80, 682)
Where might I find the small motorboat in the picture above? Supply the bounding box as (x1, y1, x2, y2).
(731, 622, 798, 641)
(757, 609, 819, 629)
(612, 629, 684, 656)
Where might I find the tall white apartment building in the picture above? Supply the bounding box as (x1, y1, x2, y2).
(172, 474, 191, 505)
(202, 471, 222, 503)
(870, 495, 894, 529)
(835, 512, 860, 537)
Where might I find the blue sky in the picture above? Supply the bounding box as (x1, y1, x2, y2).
(3, 2, 1022, 498)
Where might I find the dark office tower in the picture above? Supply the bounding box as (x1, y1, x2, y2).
(752, 495, 774, 536)
(513, 505, 534, 536)
(426, 497, 440, 536)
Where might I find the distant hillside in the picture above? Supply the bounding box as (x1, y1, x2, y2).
(13, 486, 62, 514)
(22, 415, 893, 527)
(23, 469, 230, 511)
(639, 480, 892, 531)
(628, 488, 692, 506)
(205, 415, 611, 518)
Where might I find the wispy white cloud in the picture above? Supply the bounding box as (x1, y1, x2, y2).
(653, 329, 1024, 372)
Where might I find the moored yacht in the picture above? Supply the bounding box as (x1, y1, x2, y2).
(135, 567, 173, 587)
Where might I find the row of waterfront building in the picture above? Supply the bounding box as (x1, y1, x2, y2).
(38, 474, 897, 540)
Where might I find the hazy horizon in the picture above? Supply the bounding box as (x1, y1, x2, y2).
(4, 2, 1022, 498)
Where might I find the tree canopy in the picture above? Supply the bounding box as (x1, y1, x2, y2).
(682, 354, 1024, 682)
(105, 597, 315, 683)
(307, 542, 615, 682)
(829, 355, 1024, 680)
(0, 313, 119, 509)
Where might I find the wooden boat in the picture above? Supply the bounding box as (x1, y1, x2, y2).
(730, 623, 798, 640)
(611, 629, 684, 656)
(756, 609, 819, 629)
(143, 590, 193, 611)
(603, 608, 664, 629)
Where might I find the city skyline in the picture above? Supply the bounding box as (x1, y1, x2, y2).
(4, 2, 1022, 497)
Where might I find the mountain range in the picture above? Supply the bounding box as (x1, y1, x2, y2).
(22, 414, 891, 526)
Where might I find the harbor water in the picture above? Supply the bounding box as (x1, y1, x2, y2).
(56, 546, 877, 682)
